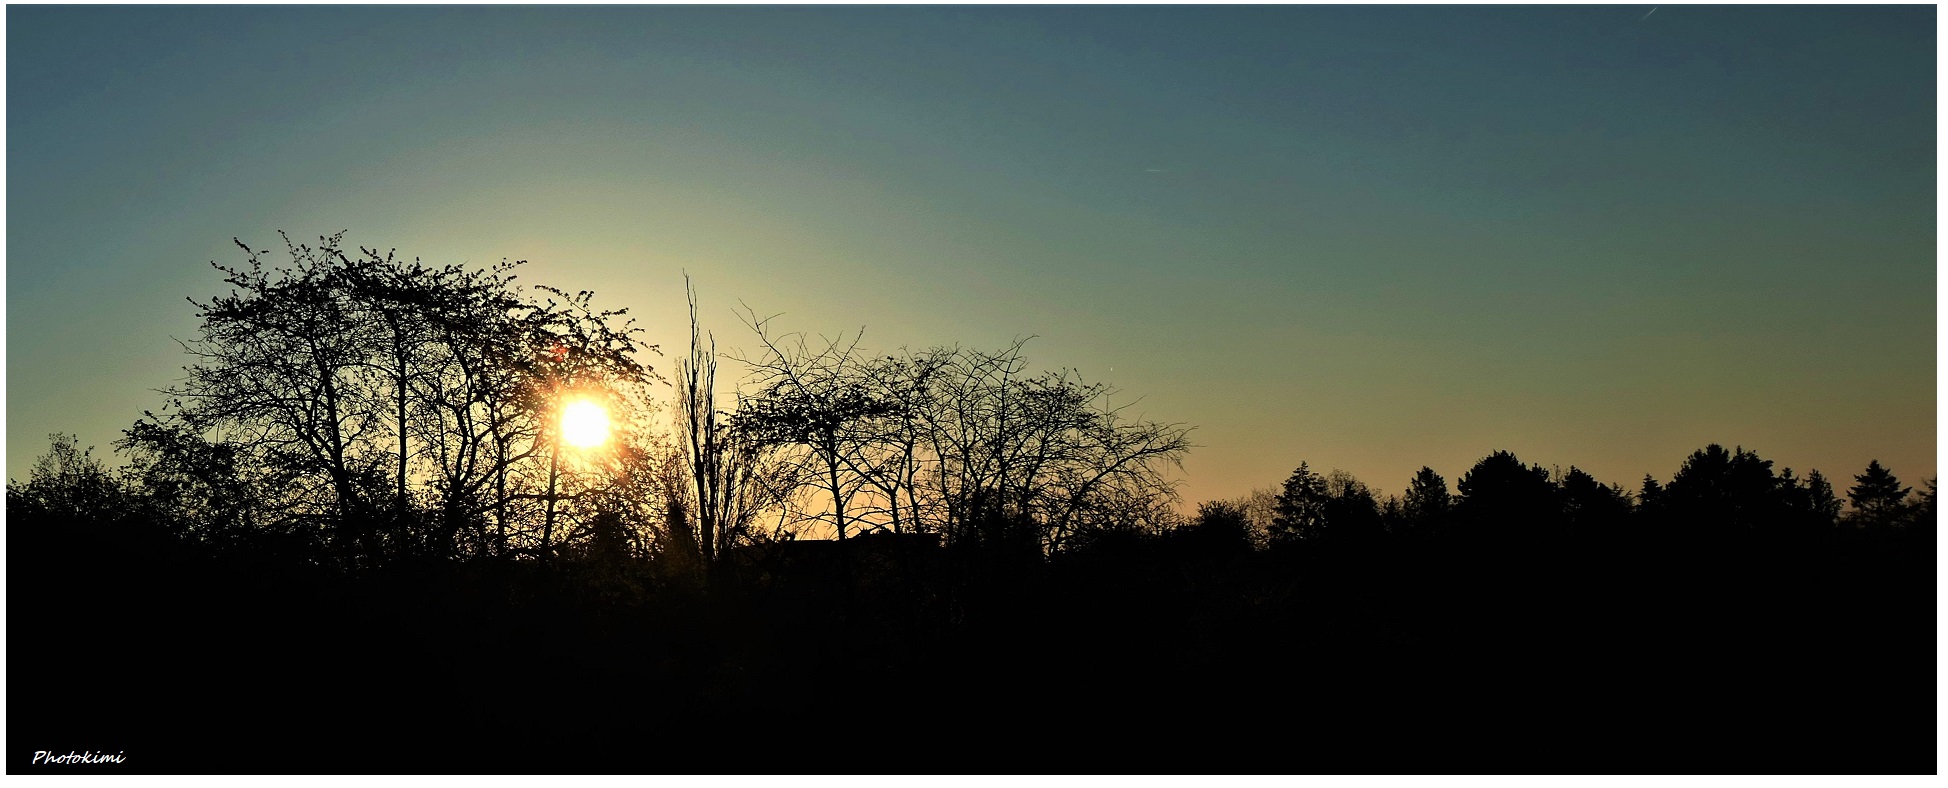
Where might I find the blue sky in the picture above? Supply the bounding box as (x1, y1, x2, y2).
(7, 5, 1935, 503)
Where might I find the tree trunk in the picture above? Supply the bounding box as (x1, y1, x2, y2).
(541, 435, 560, 562)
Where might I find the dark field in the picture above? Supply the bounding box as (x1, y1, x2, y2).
(14, 513, 1932, 774)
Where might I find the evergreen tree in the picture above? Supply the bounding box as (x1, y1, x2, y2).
(1638, 475, 1664, 513)
(1804, 469, 1842, 527)
(1379, 495, 1406, 536)
(1846, 460, 1913, 529)
(1401, 466, 1451, 536)
(1270, 462, 1328, 544)
(1915, 478, 1936, 530)
(1776, 467, 1841, 531)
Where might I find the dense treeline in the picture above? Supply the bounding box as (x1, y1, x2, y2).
(1194, 446, 1931, 549)
(7, 236, 1934, 773)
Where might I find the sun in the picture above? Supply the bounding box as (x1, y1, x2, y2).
(560, 398, 611, 450)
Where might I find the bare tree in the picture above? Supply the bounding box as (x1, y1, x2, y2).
(850, 351, 951, 536)
(735, 329, 1192, 556)
(899, 341, 1191, 553)
(153, 232, 657, 566)
(733, 310, 890, 553)
(672, 279, 806, 576)
(168, 233, 387, 562)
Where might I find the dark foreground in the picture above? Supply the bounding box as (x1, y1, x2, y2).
(10, 518, 1934, 774)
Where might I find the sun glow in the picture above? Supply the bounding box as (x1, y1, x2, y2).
(560, 399, 611, 450)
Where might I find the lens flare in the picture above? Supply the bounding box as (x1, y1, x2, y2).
(560, 399, 611, 449)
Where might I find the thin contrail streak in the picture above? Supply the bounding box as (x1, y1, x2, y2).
(1640, 7, 1657, 21)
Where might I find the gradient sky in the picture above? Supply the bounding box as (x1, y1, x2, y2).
(7, 5, 1936, 507)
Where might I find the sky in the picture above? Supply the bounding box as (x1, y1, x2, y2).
(6, 5, 1937, 507)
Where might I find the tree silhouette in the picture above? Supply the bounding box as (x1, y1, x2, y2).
(1917, 478, 1937, 530)
(735, 313, 891, 580)
(736, 335, 1191, 556)
(8, 433, 125, 526)
(1661, 444, 1792, 533)
(1181, 500, 1252, 555)
(1322, 468, 1384, 543)
(1637, 474, 1665, 518)
(145, 233, 657, 566)
(1772, 467, 1842, 533)
(1803, 469, 1844, 528)
(118, 421, 261, 548)
(1558, 466, 1630, 532)
(1453, 450, 1556, 540)
(670, 279, 802, 577)
(1846, 460, 1914, 529)
(1270, 461, 1327, 544)
(172, 234, 385, 556)
(898, 341, 1189, 552)
(852, 351, 950, 537)
(1400, 466, 1451, 537)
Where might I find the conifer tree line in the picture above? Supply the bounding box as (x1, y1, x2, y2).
(1194, 448, 1933, 550)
